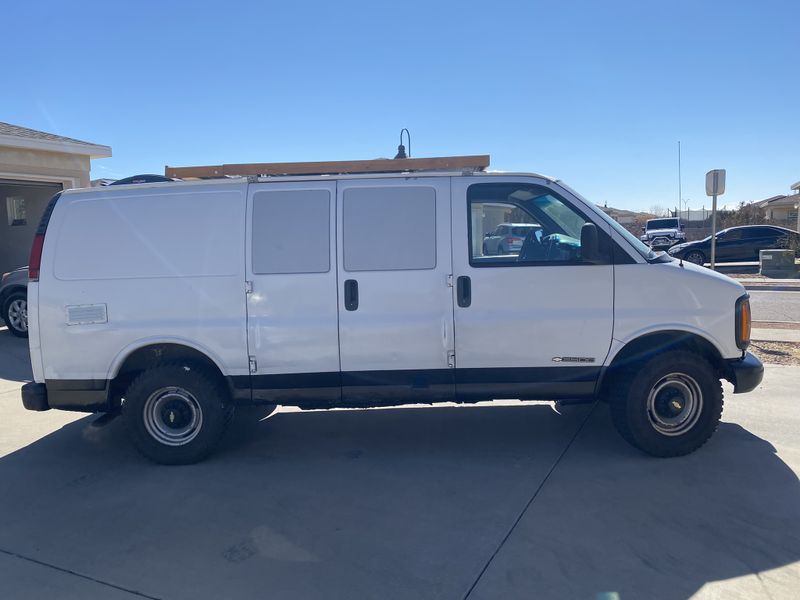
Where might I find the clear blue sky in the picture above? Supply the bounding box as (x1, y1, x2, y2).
(4, 0, 798, 211)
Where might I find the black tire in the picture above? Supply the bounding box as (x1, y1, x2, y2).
(609, 351, 723, 457)
(122, 363, 232, 464)
(3, 290, 28, 338)
(482, 243, 489, 256)
(684, 250, 705, 266)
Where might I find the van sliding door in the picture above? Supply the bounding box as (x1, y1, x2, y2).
(336, 178, 456, 404)
(245, 181, 341, 404)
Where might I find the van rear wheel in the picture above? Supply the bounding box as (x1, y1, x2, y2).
(608, 351, 723, 457)
(122, 363, 232, 464)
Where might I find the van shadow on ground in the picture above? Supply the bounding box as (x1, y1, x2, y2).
(0, 402, 798, 600)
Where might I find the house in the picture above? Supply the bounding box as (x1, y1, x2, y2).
(757, 182, 800, 226)
(0, 122, 111, 273)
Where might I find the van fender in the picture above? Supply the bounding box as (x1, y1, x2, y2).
(105, 336, 230, 381)
(603, 324, 727, 367)
(595, 325, 729, 398)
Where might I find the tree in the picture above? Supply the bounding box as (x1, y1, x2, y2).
(719, 201, 766, 228)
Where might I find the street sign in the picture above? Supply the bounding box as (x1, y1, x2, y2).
(705, 169, 726, 270)
(705, 169, 726, 196)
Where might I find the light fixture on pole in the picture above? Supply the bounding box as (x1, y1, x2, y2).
(394, 128, 411, 160)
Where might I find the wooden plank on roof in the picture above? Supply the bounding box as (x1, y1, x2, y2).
(165, 155, 490, 179)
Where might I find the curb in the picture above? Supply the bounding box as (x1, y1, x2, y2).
(743, 284, 800, 292)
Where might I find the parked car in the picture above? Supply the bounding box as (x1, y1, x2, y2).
(0, 266, 28, 337)
(482, 223, 541, 255)
(640, 217, 686, 249)
(668, 225, 800, 265)
(21, 166, 762, 464)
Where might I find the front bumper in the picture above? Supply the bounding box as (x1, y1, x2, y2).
(724, 352, 764, 393)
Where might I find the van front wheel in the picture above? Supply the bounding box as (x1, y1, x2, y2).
(122, 363, 232, 464)
(609, 351, 723, 457)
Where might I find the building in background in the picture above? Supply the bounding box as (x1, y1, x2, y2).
(758, 181, 800, 227)
(0, 122, 111, 273)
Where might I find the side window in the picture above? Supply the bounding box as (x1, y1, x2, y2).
(468, 182, 609, 266)
(743, 228, 771, 240)
(252, 189, 330, 274)
(343, 186, 436, 271)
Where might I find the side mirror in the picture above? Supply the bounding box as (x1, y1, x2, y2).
(484, 232, 492, 238)
(641, 227, 646, 233)
(581, 223, 601, 263)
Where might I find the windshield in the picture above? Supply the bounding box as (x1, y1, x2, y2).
(647, 218, 679, 229)
(557, 189, 654, 260)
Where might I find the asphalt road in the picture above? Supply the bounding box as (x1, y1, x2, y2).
(750, 290, 800, 323)
(1, 328, 800, 600)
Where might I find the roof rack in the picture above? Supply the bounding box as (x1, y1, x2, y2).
(164, 155, 490, 179)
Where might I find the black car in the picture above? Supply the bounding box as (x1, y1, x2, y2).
(667, 225, 799, 265)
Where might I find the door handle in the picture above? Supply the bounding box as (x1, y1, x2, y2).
(344, 279, 359, 311)
(456, 276, 471, 308)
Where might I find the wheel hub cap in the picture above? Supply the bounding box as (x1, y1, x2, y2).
(647, 373, 703, 436)
(8, 299, 27, 332)
(143, 387, 203, 446)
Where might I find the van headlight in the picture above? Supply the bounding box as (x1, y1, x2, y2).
(735, 295, 751, 350)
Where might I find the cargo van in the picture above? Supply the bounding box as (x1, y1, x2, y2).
(21, 156, 763, 464)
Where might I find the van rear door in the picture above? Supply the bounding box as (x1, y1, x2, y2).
(336, 178, 455, 404)
(245, 181, 341, 404)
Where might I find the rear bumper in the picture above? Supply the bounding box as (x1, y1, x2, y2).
(21, 382, 49, 411)
(724, 352, 764, 394)
(21, 380, 110, 413)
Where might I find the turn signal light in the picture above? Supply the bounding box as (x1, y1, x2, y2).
(735, 295, 751, 350)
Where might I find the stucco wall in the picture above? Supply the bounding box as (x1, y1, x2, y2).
(0, 147, 90, 189)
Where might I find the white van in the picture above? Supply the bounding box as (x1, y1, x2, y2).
(21, 159, 763, 464)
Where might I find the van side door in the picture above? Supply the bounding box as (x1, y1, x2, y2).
(451, 177, 614, 401)
(245, 181, 341, 404)
(336, 178, 455, 404)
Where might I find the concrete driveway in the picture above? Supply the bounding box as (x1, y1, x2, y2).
(1, 327, 799, 599)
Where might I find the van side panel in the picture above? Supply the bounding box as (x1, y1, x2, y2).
(37, 182, 249, 408)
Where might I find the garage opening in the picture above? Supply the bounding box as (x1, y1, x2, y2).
(0, 179, 63, 273)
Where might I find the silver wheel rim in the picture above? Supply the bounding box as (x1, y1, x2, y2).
(7, 299, 27, 332)
(646, 373, 703, 436)
(686, 252, 703, 265)
(143, 387, 203, 446)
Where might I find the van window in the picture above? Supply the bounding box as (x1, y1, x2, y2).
(252, 189, 330, 274)
(468, 183, 610, 266)
(54, 191, 243, 280)
(343, 186, 436, 271)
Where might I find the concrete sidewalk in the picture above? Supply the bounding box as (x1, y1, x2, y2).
(752, 327, 800, 343)
(741, 278, 800, 292)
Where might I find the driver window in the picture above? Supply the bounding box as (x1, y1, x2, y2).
(468, 182, 609, 266)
